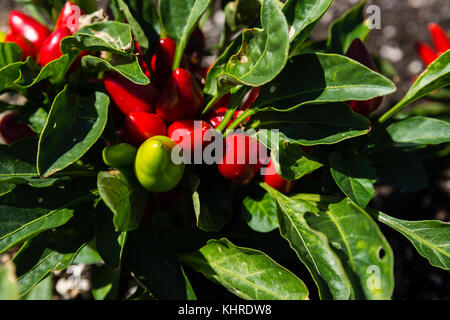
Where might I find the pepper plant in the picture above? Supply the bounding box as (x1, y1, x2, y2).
(0, 0, 449, 300)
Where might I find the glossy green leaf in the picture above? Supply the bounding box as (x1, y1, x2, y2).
(224, 0, 261, 35)
(0, 262, 18, 300)
(386, 116, 450, 145)
(97, 170, 147, 232)
(195, 176, 234, 232)
(379, 50, 450, 122)
(12, 205, 95, 297)
(0, 184, 96, 255)
(37, 87, 109, 177)
(95, 201, 127, 270)
(262, 183, 352, 299)
(251, 103, 371, 146)
(374, 211, 450, 270)
(283, 0, 333, 51)
(81, 54, 150, 85)
(219, 0, 289, 88)
(91, 264, 120, 300)
(0, 183, 15, 197)
(204, 39, 241, 96)
(306, 199, 394, 299)
(125, 226, 193, 299)
(112, 0, 149, 52)
(0, 43, 24, 92)
(17, 55, 72, 88)
(329, 152, 377, 209)
(0, 139, 60, 188)
(62, 21, 135, 55)
(73, 243, 103, 264)
(242, 189, 278, 233)
(22, 274, 52, 300)
(272, 142, 323, 180)
(159, 0, 213, 69)
(327, 0, 370, 54)
(182, 238, 309, 300)
(253, 53, 396, 112)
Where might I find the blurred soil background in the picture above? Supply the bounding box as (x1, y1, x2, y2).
(0, 0, 449, 300)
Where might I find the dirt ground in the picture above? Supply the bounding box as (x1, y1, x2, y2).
(0, 0, 449, 300)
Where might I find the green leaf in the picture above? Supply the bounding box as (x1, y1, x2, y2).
(0, 262, 18, 300)
(73, 243, 103, 264)
(386, 116, 450, 145)
(262, 183, 352, 299)
(182, 238, 309, 300)
(91, 264, 120, 300)
(272, 142, 323, 180)
(61, 21, 135, 55)
(17, 55, 73, 88)
(374, 211, 450, 270)
(98, 170, 147, 232)
(0, 43, 24, 92)
(22, 274, 52, 300)
(95, 201, 127, 269)
(0, 183, 15, 197)
(242, 189, 279, 233)
(113, 0, 149, 52)
(195, 176, 234, 232)
(251, 103, 371, 146)
(379, 50, 450, 122)
(81, 55, 150, 85)
(219, 0, 289, 89)
(329, 152, 377, 209)
(224, 0, 261, 35)
(12, 204, 95, 297)
(0, 184, 96, 255)
(283, 0, 333, 51)
(306, 199, 394, 299)
(0, 42, 22, 68)
(327, 0, 370, 54)
(125, 226, 192, 299)
(204, 39, 241, 96)
(0, 138, 60, 188)
(253, 53, 396, 112)
(159, 0, 213, 69)
(37, 87, 109, 177)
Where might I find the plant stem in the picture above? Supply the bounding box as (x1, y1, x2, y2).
(201, 92, 225, 116)
(224, 109, 256, 135)
(378, 101, 403, 123)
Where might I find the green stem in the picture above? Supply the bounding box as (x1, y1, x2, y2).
(290, 193, 341, 204)
(201, 92, 225, 116)
(378, 101, 403, 123)
(224, 109, 256, 135)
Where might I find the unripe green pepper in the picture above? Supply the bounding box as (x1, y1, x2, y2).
(103, 143, 137, 168)
(135, 136, 185, 193)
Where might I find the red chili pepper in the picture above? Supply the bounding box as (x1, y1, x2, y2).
(345, 38, 383, 116)
(9, 10, 50, 51)
(168, 120, 214, 158)
(56, 1, 84, 34)
(151, 38, 177, 90)
(103, 72, 158, 116)
(428, 23, 450, 54)
(240, 87, 260, 111)
(207, 107, 235, 129)
(263, 159, 296, 194)
(156, 68, 204, 122)
(125, 111, 167, 146)
(37, 27, 72, 66)
(0, 111, 35, 145)
(4, 31, 37, 60)
(415, 41, 439, 66)
(134, 41, 151, 78)
(218, 134, 268, 185)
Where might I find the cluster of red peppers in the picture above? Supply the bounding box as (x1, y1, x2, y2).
(103, 31, 296, 194)
(0, 2, 84, 145)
